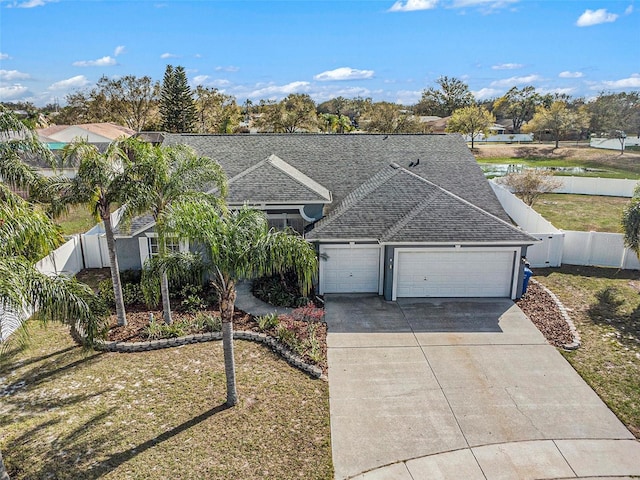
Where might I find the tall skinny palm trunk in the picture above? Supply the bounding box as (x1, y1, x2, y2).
(220, 280, 238, 407)
(103, 212, 127, 326)
(158, 234, 173, 324)
(160, 271, 172, 324)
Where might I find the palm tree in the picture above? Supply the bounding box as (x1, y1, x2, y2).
(623, 186, 640, 257)
(168, 201, 317, 406)
(120, 140, 227, 324)
(1, 108, 103, 350)
(57, 140, 131, 326)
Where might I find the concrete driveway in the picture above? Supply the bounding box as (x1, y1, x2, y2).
(326, 294, 640, 480)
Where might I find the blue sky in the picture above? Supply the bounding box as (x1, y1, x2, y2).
(1, 0, 638, 107)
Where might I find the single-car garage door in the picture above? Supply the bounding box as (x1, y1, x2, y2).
(394, 249, 516, 298)
(320, 245, 381, 294)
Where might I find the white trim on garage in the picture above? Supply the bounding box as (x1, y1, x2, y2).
(391, 247, 519, 300)
(319, 244, 383, 294)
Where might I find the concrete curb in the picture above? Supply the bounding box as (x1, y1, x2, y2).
(530, 278, 582, 350)
(72, 323, 323, 379)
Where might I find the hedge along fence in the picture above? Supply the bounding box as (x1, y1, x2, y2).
(491, 180, 640, 270)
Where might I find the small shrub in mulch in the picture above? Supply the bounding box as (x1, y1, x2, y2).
(252, 271, 320, 307)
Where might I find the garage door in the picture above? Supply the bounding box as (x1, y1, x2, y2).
(395, 249, 515, 298)
(320, 245, 381, 294)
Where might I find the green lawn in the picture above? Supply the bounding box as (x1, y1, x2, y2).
(535, 266, 640, 438)
(0, 323, 333, 480)
(532, 193, 629, 232)
(56, 204, 99, 235)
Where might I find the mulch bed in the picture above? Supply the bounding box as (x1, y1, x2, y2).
(106, 304, 328, 374)
(516, 281, 575, 348)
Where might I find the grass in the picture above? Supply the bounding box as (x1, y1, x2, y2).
(56, 204, 99, 235)
(532, 193, 629, 232)
(534, 265, 640, 438)
(0, 323, 333, 480)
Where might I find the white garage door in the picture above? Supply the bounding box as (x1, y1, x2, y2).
(395, 249, 515, 298)
(320, 245, 381, 294)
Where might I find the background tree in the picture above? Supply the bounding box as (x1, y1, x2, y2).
(194, 86, 242, 133)
(160, 65, 197, 133)
(93, 75, 160, 132)
(415, 76, 475, 117)
(256, 94, 318, 133)
(588, 92, 640, 140)
(446, 105, 495, 148)
(492, 86, 541, 133)
(360, 101, 420, 133)
(622, 186, 640, 258)
(122, 141, 227, 325)
(523, 101, 590, 148)
(168, 202, 317, 406)
(318, 113, 353, 133)
(58, 140, 131, 326)
(496, 169, 563, 206)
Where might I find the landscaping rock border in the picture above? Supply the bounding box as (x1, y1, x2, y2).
(530, 279, 581, 350)
(71, 324, 323, 379)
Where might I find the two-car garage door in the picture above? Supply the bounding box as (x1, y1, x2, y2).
(394, 249, 516, 299)
(319, 245, 518, 298)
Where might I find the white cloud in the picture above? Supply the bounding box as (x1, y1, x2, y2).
(473, 87, 502, 99)
(0, 70, 31, 81)
(492, 63, 523, 70)
(388, 0, 437, 12)
(114, 46, 126, 57)
(576, 9, 618, 27)
(625, 5, 633, 15)
(490, 74, 542, 87)
(193, 75, 210, 85)
(9, 0, 56, 8)
(160, 52, 179, 59)
(48, 75, 90, 91)
(595, 74, 640, 89)
(248, 81, 311, 98)
(559, 71, 584, 78)
(0, 53, 11, 60)
(538, 87, 576, 96)
(72, 56, 117, 67)
(0, 84, 29, 100)
(395, 90, 422, 105)
(215, 66, 240, 72)
(314, 67, 375, 81)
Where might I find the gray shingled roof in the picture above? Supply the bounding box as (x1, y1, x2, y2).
(305, 164, 536, 244)
(224, 154, 331, 205)
(163, 133, 509, 221)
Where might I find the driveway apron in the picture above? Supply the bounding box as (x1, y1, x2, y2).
(325, 294, 640, 480)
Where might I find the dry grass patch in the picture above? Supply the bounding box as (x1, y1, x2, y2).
(534, 266, 640, 437)
(0, 323, 332, 479)
(533, 193, 629, 232)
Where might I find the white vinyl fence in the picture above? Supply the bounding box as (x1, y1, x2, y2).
(1, 209, 119, 341)
(491, 180, 640, 270)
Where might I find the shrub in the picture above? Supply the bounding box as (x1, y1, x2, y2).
(193, 312, 222, 332)
(178, 284, 207, 313)
(276, 324, 303, 355)
(257, 312, 280, 331)
(98, 278, 144, 307)
(292, 303, 325, 323)
(252, 272, 310, 308)
(142, 316, 187, 340)
(305, 322, 323, 364)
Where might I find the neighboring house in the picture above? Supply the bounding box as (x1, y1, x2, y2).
(37, 123, 135, 149)
(114, 133, 538, 300)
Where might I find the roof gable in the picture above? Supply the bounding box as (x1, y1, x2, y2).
(224, 154, 331, 204)
(306, 164, 536, 244)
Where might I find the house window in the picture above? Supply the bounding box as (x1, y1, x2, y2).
(148, 236, 182, 257)
(266, 213, 307, 234)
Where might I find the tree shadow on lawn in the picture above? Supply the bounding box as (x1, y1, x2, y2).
(586, 286, 640, 351)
